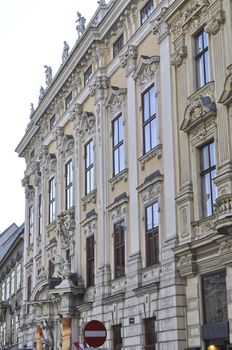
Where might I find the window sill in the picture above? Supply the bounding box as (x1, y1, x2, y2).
(141, 263, 161, 286)
(139, 144, 162, 170)
(81, 189, 97, 211)
(111, 275, 126, 294)
(192, 214, 216, 240)
(109, 168, 128, 191)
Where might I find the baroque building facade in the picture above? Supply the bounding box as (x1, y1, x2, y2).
(15, 0, 232, 350)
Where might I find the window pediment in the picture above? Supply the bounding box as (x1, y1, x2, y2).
(79, 111, 95, 142)
(219, 65, 232, 106)
(181, 82, 216, 133)
(106, 86, 127, 117)
(133, 55, 160, 90)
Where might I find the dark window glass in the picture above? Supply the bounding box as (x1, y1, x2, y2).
(48, 260, 55, 279)
(145, 202, 159, 266)
(50, 114, 56, 130)
(27, 275, 32, 312)
(86, 235, 94, 287)
(195, 30, 210, 89)
(30, 150, 35, 160)
(10, 316, 15, 344)
(112, 324, 122, 350)
(49, 177, 56, 224)
(85, 140, 94, 195)
(141, 0, 154, 25)
(113, 34, 124, 58)
(144, 317, 156, 350)
(142, 85, 157, 154)
(65, 160, 73, 210)
(114, 222, 125, 278)
(113, 114, 124, 176)
(29, 205, 34, 245)
(66, 249, 71, 264)
(65, 92, 72, 110)
(38, 194, 42, 236)
(84, 65, 93, 85)
(202, 271, 228, 323)
(200, 141, 217, 217)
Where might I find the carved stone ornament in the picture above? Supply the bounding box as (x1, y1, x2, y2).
(218, 240, 232, 255)
(205, 9, 225, 35)
(111, 203, 127, 223)
(120, 45, 138, 76)
(178, 254, 192, 267)
(60, 134, 74, 158)
(78, 111, 96, 142)
(22, 175, 34, 200)
(106, 86, 127, 117)
(34, 162, 42, 187)
(181, 81, 216, 133)
(44, 153, 57, 174)
(53, 126, 64, 149)
(70, 103, 83, 126)
(151, 7, 169, 43)
(89, 75, 109, 103)
(133, 56, 160, 90)
(83, 218, 97, 236)
(219, 64, 232, 106)
(171, 44, 187, 68)
(142, 183, 161, 205)
(56, 211, 75, 249)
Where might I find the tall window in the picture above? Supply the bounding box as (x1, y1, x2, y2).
(2, 322, 6, 346)
(112, 324, 122, 350)
(29, 205, 34, 245)
(48, 260, 55, 279)
(195, 29, 210, 89)
(113, 34, 124, 58)
(114, 222, 125, 278)
(113, 114, 124, 176)
(6, 276, 10, 299)
(86, 235, 94, 287)
(65, 92, 72, 110)
(84, 65, 93, 85)
(38, 194, 42, 236)
(11, 270, 15, 296)
(202, 271, 227, 324)
(145, 202, 159, 266)
(141, 0, 154, 25)
(85, 140, 94, 195)
(27, 275, 32, 301)
(1, 281, 5, 301)
(16, 314, 20, 342)
(65, 160, 73, 210)
(144, 317, 156, 350)
(200, 141, 217, 217)
(10, 316, 15, 344)
(49, 177, 56, 224)
(50, 114, 56, 130)
(16, 264, 21, 290)
(142, 85, 157, 154)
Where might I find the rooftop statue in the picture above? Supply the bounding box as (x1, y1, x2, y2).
(76, 11, 86, 38)
(97, 0, 106, 5)
(44, 65, 53, 86)
(30, 103, 35, 117)
(62, 41, 69, 63)
(38, 86, 45, 103)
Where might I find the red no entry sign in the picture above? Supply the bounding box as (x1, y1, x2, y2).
(84, 320, 107, 347)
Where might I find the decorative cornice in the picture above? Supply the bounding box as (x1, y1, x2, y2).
(120, 45, 138, 76)
(133, 55, 160, 90)
(78, 111, 96, 142)
(106, 86, 127, 117)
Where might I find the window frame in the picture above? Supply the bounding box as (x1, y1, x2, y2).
(48, 177, 56, 224)
(114, 221, 125, 279)
(50, 114, 56, 130)
(11, 270, 15, 296)
(38, 194, 42, 236)
(195, 29, 210, 89)
(112, 114, 124, 176)
(16, 263, 21, 290)
(145, 201, 159, 267)
(86, 235, 95, 287)
(28, 205, 34, 245)
(84, 65, 93, 85)
(112, 324, 122, 350)
(144, 317, 156, 350)
(142, 84, 157, 154)
(65, 160, 73, 210)
(65, 92, 73, 110)
(6, 275, 10, 300)
(140, 0, 154, 25)
(113, 34, 124, 58)
(85, 139, 94, 195)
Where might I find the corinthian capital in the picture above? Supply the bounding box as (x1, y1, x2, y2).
(151, 7, 170, 44)
(120, 45, 138, 76)
(89, 75, 109, 103)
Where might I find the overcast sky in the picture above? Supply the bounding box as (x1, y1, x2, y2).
(0, 0, 101, 231)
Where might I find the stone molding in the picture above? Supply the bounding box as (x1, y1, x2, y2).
(151, 7, 169, 44)
(133, 55, 160, 90)
(178, 252, 197, 277)
(138, 144, 162, 170)
(81, 189, 97, 211)
(192, 216, 216, 240)
(205, 9, 225, 35)
(219, 65, 232, 106)
(120, 45, 138, 76)
(89, 75, 109, 103)
(22, 175, 34, 200)
(106, 86, 127, 118)
(108, 168, 128, 191)
(171, 44, 187, 68)
(78, 111, 96, 143)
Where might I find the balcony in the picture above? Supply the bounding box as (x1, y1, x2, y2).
(214, 194, 232, 234)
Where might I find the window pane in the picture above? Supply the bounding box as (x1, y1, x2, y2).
(90, 167, 94, 192)
(150, 86, 156, 116)
(153, 202, 159, 227)
(114, 119, 119, 146)
(203, 31, 208, 48)
(146, 205, 153, 230)
(202, 173, 212, 216)
(151, 118, 157, 149)
(114, 149, 119, 175)
(204, 50, 210, 83)
(201, 145, 209, 171)
(145, 124, 151, 153)
(143, 92, 150, 121)
(196, 33, 203, 54)
(211, 169, 217, 204)
(118, 116, 123, 142)
(197, 56, 205, 88)
(209, 142, 215, 166)
(119, 145, 124, 172)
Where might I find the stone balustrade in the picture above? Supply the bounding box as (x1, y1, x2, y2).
(214, 194, 232, 234)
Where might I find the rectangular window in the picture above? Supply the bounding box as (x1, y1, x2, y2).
(84, 65, 93, 85)
(65, 92, 73, 110)
(65, 160, 73, 210)
(113, 34, 124, 58)
(113, 114, 124, 176)
(49, 177, 56, 224)
(142, 85, 157, 154)
(27, 275, 31, 301)
(144, 317, 156, 350)
(145, 202, 159, 266)
(10, 316, 15, 344)
(2, 322, 6, 346)
(16, 314, 20, 342)
(141, 0, 154, 25)
(200, 141, 217, 217)
(16, 264, 21, 290)
(85, 140, 94, 195)
(50, 114, 56, 130)
(38, 194, 42, 236)
(48, 260, 55, 279)
(112, 324, 122, 350)
(29, 205, 34, 245)
(114, 222, 125, 278)
(6, 275, 10, 299)
(195, 29, 210, 89)
(202, 271, 227, 323)
(1, 281, 5, 301)
(11, 270, 15, 295)
(86, 235, 94, 287)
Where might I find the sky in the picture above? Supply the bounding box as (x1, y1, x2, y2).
(0, 0, 101, 232)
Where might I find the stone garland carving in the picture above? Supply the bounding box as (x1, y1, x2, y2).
(89, 75, 109, 104)
(142, 184, 161, 205)
(151, 7, 169, 44)
(111, 204, 127, 223)
(177, 254, 192, 267)
(70, 103, 83, 128)
(205, 9, 225, 35)
(83, 218, 97, 236)
(120, 45, 137, 76)
(22, 175, 34, 200)
(59, 134, 74, 159)
(106, 86, 127, 118)
(171, 44, 187, 68)
(78, 112, 96, 142)
(192, 217, 215, 239)
(133, 56, 160, 90)
(218, 240, 232, 254)
(43, 153, 57, 175)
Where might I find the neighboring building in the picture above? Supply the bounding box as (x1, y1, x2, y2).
(0, 224, 24, 350)
(15, 1, 232, 350)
